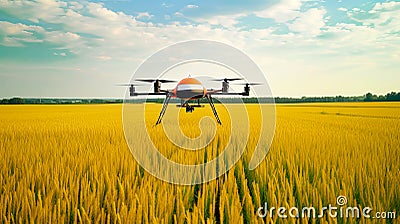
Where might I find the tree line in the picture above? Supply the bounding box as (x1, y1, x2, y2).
(364, 92, 400, 102)
(1, 92, 399, 104)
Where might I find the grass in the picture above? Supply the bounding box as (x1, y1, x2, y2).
(0, 103, 399, 223)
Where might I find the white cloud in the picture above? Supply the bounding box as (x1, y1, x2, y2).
(161, 2, 173, 8)
(287, 7, 327, 36)
(319, 1, 400, 59)
(0, 2, 138, 57)
(0, 20, 87, 57)
(174, 12, 184, 17)
(373, 1, 400, 11)
(338, 7, 347, 12)
(254, 0, 303, 23)
(194, 13, 245, 30)
(136, 12, 153, 20)
(0, 21, 45, 46)
(87, 2, 120, 21)
(0, 0, 67, 23)
(186, 4, 199, 9)
(348, 1, 400, 35)
(47, 31, 80, 42)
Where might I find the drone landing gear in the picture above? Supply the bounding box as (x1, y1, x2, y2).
(155, 95, 222, 126)
(206, 95, 222, 125)
(155, 93, 172, 126)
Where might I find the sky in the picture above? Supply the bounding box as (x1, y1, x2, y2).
(0, 0, 399, 98)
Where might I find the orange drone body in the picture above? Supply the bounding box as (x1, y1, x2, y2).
(172, 77, 207, 100)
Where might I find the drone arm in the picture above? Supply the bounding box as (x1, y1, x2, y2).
(206, 89, 222, 94)
(130, 91, 170, 96)
(209, 92, 247, 96)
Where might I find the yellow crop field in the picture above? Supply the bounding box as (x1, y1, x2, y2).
(0, 103, 399, 223)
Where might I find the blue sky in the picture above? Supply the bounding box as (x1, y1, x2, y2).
(0, 0, 399, 98)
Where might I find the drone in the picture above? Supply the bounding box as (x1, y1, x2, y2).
(119, 77, 260, 125)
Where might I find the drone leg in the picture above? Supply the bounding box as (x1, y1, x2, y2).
(206, 95, 222, 125)
(155, 93, 171, 125)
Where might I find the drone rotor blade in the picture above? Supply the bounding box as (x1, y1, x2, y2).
(115, 83, 144, 86)
(134, 79, 154, 83)
(135, 79, 176, 83)
(210, 78, 244, 82)
(159, 79, 176, 83)
(233, 82, 263, 86)
(227, 78, 244, 81)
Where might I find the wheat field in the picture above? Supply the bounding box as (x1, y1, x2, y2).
(0, 103, 399, 223)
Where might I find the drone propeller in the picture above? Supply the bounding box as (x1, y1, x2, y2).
(210, 78, 243, 82)
(135, 79, 176, 83)
(115, 83, 145, 86)
(232, 82, 263, 86)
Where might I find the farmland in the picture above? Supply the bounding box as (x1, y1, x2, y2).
(0, 103, 399, 223)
